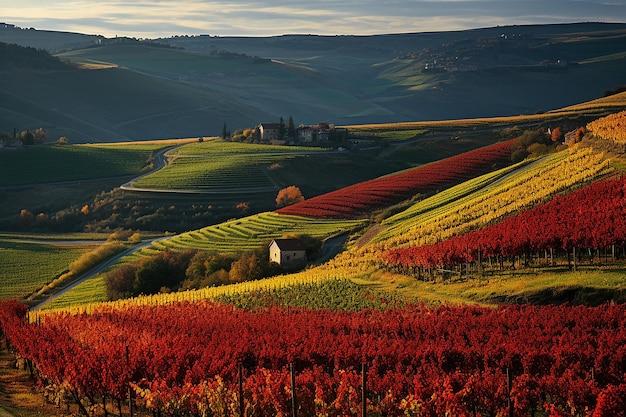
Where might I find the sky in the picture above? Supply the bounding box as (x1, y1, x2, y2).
(1, 0, 626, 38)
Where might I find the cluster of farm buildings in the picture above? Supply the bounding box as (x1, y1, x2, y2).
(257, 122, 333, 145)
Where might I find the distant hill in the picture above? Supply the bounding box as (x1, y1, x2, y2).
(0, 24, 101, 52)
(1, 22, 625, 142)
(0, 42, 73, 71)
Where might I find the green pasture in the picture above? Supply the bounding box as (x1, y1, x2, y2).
(0, 239, 99, 300)
(367, 266, 626, 307)
(59, 44, 279, 79)
(130, 212, 367, 259)
(173, 140, 326, 155)
(344, 91, 626, 134)
(0, 232, 110, 241)
(0, 144, 156, 186)
(348, 128, 427, 142)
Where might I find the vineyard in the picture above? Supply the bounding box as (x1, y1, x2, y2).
(373, 145, 613, 250)
(0, 239, 98, 301)
(587, 110, 626, 144)
(4, 108, 626, 417)
(132, 141, 328, 191)
(129, 212, 367, 259)
(276, 139, 519, 218)
(0, 143, 157, 186)
(383, 175, 626, 275)
(2, 300, 626, 416)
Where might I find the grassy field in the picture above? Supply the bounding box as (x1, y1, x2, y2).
(42, 274, 108, 310)
(0, 143, 161, 186)
(0, 238, 100, 301)
(347, 128, 427, 142)
(365, 266, 626, 306)
(172, 140, 325, 155)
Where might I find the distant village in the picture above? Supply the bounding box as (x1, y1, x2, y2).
(258, 122, 332, 144)
(225, 119, 350, 147)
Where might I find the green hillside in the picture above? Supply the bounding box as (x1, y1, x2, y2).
(0, 25, 100, 52)
(42, 114, 626, 310)
(1, 23, 625, 142)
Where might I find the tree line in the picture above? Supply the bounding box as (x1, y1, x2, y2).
(0, 128, 47, 146)
(105, 235, 322, 300)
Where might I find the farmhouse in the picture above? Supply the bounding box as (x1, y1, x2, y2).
(269, 238, 307, 267)
(297, 122, 331, 143)
(258, 123, 281, 142)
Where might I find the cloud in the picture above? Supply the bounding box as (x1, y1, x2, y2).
(1, 0, 625, 38)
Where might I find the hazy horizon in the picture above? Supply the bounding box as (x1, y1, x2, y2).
(1, 0, 626, 39)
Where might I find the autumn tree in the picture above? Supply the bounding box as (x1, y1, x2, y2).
(19, 209, 35, 226)
(19, 128, 47, 146)
(236, 202, 250, 213)
(551, 127, 563, 143)
(229, 252, 264, 283)
(276, 186, 304, 208)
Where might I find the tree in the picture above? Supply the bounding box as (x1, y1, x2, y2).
(276, 186, 304, 208)
(287, 115, 296, 140)
(221, 122, 230, 140)
(32, 128, 47, 144)
(229, 252, 263, 283)
(551, 127, 563, 143)
(19, 209, 35, 226)
(236, 202, 250, 213)
(19, 130, 34, 146)
(105, 263, 137, 300)
(278, 116, 286, 141)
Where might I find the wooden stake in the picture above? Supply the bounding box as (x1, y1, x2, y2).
(362, 363, 367, 417)
(290, 363, 297, 417)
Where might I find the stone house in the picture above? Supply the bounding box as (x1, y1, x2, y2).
(269, 238, 307, 267)
(259, 123, 281, 142)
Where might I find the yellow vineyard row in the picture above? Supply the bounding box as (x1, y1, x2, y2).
(32, 145, 613, 319)
(370, 146, 612, 252)
(587, 110, 626, 144)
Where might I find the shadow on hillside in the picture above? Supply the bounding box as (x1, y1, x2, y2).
(491, 286, 626, 306)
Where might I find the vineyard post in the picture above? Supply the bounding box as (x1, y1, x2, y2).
(361, 362, 367, 417)
(477, 246, 483, 277)
(126, 345, 133, 417)
(239, 363, 244, 417)
(290, 362, 297, 417)
(506, 368, 513, 417)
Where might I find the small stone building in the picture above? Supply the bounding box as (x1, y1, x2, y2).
(269, 238, 307, 267)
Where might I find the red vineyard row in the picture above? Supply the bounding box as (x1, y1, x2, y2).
(1, 300, 626, 416)
(277, 139, 519, 218)
(383, 175, 626, 271)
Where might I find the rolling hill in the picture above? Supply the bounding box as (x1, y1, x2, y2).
(1, 22, 626, 142)
(3, 22, 626, 417)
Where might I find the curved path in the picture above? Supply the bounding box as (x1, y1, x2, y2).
(120, 147, 341, 195)
(30, 237, 169, 311)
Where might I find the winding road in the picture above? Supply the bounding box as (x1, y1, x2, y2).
(30, 237, 169, 311)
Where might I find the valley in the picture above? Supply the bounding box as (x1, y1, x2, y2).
(1, 21, 626, 416)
